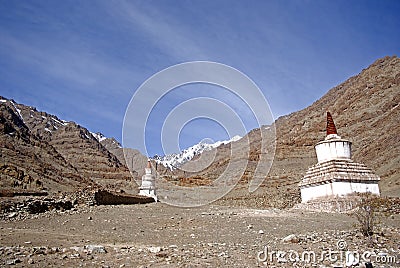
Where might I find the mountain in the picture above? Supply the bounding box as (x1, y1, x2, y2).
(269, 55, 400, 197)
(0, 97, 135, 194)
(153, 135, 241, 170)
(91, 133, 153, 183)
(1, 56, 398, 207)
(0, 98, 88, 193)
(175, 56, 400, 207)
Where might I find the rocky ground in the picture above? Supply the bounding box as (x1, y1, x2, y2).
(0, 201, 399, 267)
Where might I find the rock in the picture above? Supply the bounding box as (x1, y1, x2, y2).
(27, 200, 48, 214)
(282, 234, 300, 243)
(70, 246, 83, 252)
(6, 258, 21, 265)
(32, 247, 46, 255)
(258, 230, 264, 234)
(88, 216, 92, 220)
(28, 258, 34, 264)
(8, 212, 17, 218)
(218, 252, 226, 257)
(85, 245, 107, 254)
(156, 252, 168, 258)
(147, 246, 162, 253)
(70, 253, 80, 259)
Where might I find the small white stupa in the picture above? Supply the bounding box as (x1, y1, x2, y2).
(139, 160, 157, 202)
(299, 112, 380, 203)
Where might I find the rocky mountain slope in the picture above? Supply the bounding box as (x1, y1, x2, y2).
(270, 55, 400, 196)
(0, 99, 88, 193)
(176, 56, 400, 207)
(0, 98, 133, 194)
(1, 56, 398, 207)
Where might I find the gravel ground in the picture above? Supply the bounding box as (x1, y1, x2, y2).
(0, 202, 399, 267)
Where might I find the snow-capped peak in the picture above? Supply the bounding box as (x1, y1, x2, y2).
(10, 100, 24, 122)
(153, 135, 241, 170)
(90, 132, 107, 142)
(90, 131, 122, 148)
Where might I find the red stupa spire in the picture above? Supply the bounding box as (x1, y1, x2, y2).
(326, 112, 337, 135)
(147, 160, 152, 168)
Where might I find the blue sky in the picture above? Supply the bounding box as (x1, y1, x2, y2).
(0, 0, 399, 156)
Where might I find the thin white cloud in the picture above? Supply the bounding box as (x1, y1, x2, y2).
(0, 32, 137, 92)
(106, 1, 208, 61)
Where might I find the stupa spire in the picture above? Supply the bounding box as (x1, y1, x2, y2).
(326, 112, 337, 135)
(147, 160, 152, 169)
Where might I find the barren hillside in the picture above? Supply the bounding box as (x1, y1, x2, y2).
(177, 56, 399, 207)
(1, 56, 398, 207)
(0, 98, 133, 194)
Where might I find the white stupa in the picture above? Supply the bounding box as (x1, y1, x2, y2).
(139, 160, 157, 202)
(299, 112, 380, 203)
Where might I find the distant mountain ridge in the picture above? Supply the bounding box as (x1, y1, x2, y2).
(152, 135, 241, 170)
(1, 55, 398, 208)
